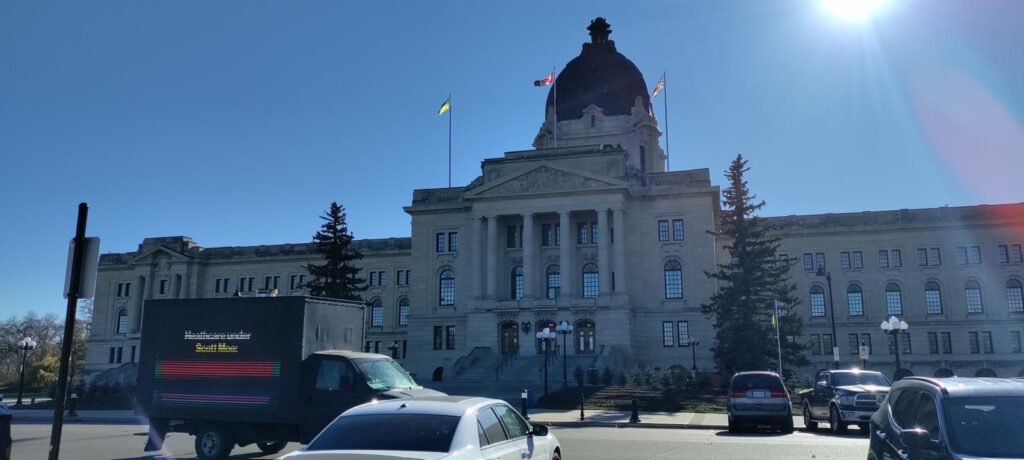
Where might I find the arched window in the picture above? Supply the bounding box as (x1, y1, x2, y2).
(965, 281, 983, 313)
(847, 284, 864, 316)
(810, 286, 826, 317)
(1007, 279, 1024, 313)
(581, 263, 599, 298)
(886, 283, 903, 315)
(510, 266, 524, 300)
(397, 298, 410, 326)
(438, 270, 455, 306)
(546, 265, 560, 299)
(369, 299, 383, 327)
(116, 309, 128, 335)
(925, 281, 943, 314)
(664, 260, 683, 299)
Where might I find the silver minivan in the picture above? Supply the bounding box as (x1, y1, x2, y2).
(727, 371, 794, 433)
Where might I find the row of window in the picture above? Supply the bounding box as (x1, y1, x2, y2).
(657, 219, 685, 242)
(363, 340, 408, 358)
(797, 244, 1022, 272)
(810, 330, 1023, 356)
(368, 298, 410, 327)
(211, 274, 307, 294)
(433, 325, 456, 350)
(808, 279, 1024, 317)
(107, 345, 136, 364)
(661, 320, 691, 347)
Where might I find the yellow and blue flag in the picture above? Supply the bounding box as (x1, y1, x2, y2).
(437, 97, 451, 115)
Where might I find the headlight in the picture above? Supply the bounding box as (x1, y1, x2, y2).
(838, 395, 856, 406)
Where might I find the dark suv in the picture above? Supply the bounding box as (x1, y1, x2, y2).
(868, 377, 1024, 460)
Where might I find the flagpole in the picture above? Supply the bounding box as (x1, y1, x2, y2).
(448, 92, 452, 188)
(663, 71, 670, 171)
(776, 304, 784, 376)
(552, 66, 558, 148)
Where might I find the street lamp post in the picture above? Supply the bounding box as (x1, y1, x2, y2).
(536, 328, 556, 396)
(880, 316, 909, 378)
(16, 337, 37, 406)
(815, 267, 839, 369)
(689, 339, 701, 372)
(555, 321, 573, 388)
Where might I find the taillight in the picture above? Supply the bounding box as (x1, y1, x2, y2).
(771, 390, 787, 397)
(731, 391, 747, 398)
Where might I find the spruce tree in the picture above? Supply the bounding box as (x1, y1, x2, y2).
(305, 202, 366, 300)
(702, 155, 808, 377)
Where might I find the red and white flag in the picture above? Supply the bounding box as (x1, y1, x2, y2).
(652, 75, 665, 99)
(533, 71, 554, 87)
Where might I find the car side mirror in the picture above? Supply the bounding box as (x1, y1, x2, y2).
(530, 424, 548, 437)
(900, 429, 938, 450)
(815, 381, 827, 389)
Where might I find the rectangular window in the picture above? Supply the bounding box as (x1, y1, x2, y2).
(1012, 331, 1022, 353)
(969, 246, 982, 264)
(887, 334, 897, 355)
(941, 332, 952, 354)
(810, 291, 826, 317)
(448, 232, 458, 252)
(879, 250, 889, 269)
(822, 334, 834, 357)
(264, 276, 273, 290)
(433, 326, 443, 350)
(405, 270, 411, 285)
(803, 253, 814, 271)
(546, 271, 561, 299)
(378, 271, 387, 287)
(778, 253, 789, 264)
(902, 333, 912, 354)
(396, 270, 406, 286)
(542, 224, 552, 246)
(892, 249, 902, 267)
(982, 331, 993, 354)
(591, 221, 598, 244)
(371, 306, 383, 327)
(662, 321, 674, 347)
(578, 222, 588, 245)
(506, 225, 517, 248)
(917, 248, 929, 266)
(999, 245, 1009, 263)
(861, 334, 872, 354)
(658, 220, 669, 242)
(677, 321, 690, 346)
(969, 332, 980, 354)
(435, 233, 446, 253)
(130, 345, 136, 363)
(398, 304, 409, 326)
(108, 347, 115, 364)
(446, 325, 456, 350)
(848, 333, 860, 355)
(1013, 245, 1023, 263)
(852, 251, 863, 269)
(116, 346, 123, 364)
(117, 283, 123, 297)
(582, 271, 598, 298)
(840, 252, 851, 269)
(848, 290, 864, 316)
(369, 272, 377, 287)
(886, 289, 903, 315)
(928, 332, 939, 354)
(929, 248, 941, 266)
(672, 219, 684, 241)
(925, 288, 943, 314)
(815, 253, 826, 270)
(957, 246, 968, 265)
(966, 287, 983, 313)
(159, 279, 168, 295)
(215, 278, 223, 293)
(810, 335, 821, 355)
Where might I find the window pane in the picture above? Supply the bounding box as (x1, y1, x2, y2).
(477, 408, 507, 446)
(879, 250, 889, 268)
(117, 311, 128, 334)
(672, 219, 684, 241)
(315, 360, 345, 390)
(398, 303, 409, 326)
(969, 246, 981, 264)
(439, 271, 455, 306)
(930, 248, 941, 266)
(886, 286, 903, 315)
(928, 332, 939, 354)
(925, 284, 943, 314)
(492, 405, 530, 440)
(433, 327, 443, 350)
(546, 266, 561, 299)
(810, 335, 821, 355)
(436, 233, 445, 253)
(803, 253, 814, 271)
(371, 304, 383, 326)
(918, 248, 928, 266)
(966, 287, 983, 313)
(678, 321, 689, 346)
(815, 253, 826, 270)
(446, 325, 456, 349)
(969, 332, 980, 354)
(941, 332, 952, 354)
(810, 290, 826, 317)
(847, 290, 864, 316)
(582, 264, 598, 298)
(892, 250, 902, 267)
(1008, 282, 1024, 313)
(852, 251, 863, 269)
(662, 322, 674, 347)
(448, 232, 458, 252)
(657, 220, 669, 241)
(664, 262, 682, 299)
(957, 246, 968, 265)
(841, 252, 851, 269)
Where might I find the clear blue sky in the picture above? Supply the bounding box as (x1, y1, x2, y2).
(2, 0, 1022, 318)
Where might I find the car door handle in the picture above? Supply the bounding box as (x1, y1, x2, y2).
(875, 430, 886, 440)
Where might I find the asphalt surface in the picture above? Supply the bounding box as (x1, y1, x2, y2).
(10, 422, 869, 459)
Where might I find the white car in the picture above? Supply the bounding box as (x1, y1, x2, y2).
(280, 395, 561, 460)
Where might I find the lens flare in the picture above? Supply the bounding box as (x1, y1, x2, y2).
(820, 0, 888, 20)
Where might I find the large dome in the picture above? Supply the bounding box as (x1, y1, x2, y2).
(545, 18, 651, 121)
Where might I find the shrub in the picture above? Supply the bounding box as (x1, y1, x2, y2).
(601, 366, 614, 386)
(630, 367, 644, 386)
(659, 372, 672, 388)
(587, 367, 600, 385)
(642, 368, 655, 387)
(670, 368, 688, 389)
(573, 366, 584, 386)
(615, 371, 627, 386)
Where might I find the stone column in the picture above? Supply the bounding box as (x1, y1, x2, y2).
(597, 209, 610, 296)
(522, 213, 535, 299)
(486, 215, 498, 299)
(472, 216, 483, 298)
(612, 208, 626, 294)
(559, 211, 573, 299)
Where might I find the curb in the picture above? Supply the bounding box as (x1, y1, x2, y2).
(532, 420, 728, 430)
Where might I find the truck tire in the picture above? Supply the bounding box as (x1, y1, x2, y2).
(195, 425, 234, 460)
(781, 416, 795, 434)
(257, 441, 287, 455)
(829, 406, 848, 434)
(802, 403, 817, 431)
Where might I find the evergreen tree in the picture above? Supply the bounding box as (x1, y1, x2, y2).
(305, 202, 366, 300)
(702, 155, 808, 377)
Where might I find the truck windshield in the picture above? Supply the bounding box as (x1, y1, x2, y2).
(944, 397, 1024, 457)
(353, 358, 417, 390)
(831, 372, 890, 387)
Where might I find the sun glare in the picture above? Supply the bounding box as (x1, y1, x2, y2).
(820, 0, 888, 20)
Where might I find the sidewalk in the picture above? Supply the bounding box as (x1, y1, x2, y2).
(7, 409, 142, 424)
(527, 409, 805, 430)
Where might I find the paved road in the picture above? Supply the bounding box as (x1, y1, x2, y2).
(11, 423, 869, 459)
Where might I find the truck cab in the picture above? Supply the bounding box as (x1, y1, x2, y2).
(800, 369, 891, 434)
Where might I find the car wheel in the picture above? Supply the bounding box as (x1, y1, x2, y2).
(551, 450, 561, 460)
(829, 406, 847, 434)
(802, 403, 817, 431)
(257, 441, 287, 455)
(194, 426, 234, 460)
(782, 416, 795, 434)
(728, 417, 738, 433)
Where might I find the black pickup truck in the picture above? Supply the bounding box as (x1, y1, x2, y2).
(799, 369, 891, 434)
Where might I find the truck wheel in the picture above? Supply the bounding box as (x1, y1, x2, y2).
(257, 441, 287, 455)
(802, 403, 817, 431)
(195, 426, 234, 460)
(829, 406, 847, 434)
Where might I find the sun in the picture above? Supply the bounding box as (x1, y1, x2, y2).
(820, 0, 888, 20)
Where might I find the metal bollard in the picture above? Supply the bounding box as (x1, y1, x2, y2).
(629, 398, 641, 424)
(579, 389, 585, 421)
(521, 390, 529, 420)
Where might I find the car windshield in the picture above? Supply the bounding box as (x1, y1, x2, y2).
(308, 414, 460, 452)
(944, 397, 1024, 458)
(831, 372, 890, 387)
(353, 357, 417, 390)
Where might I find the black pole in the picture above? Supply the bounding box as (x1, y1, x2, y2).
(691, 343, 698, 372)
(543, 340, 550, 396)
(521, 389, 529, 420)
(16, 347, 28, 406)
(49, 202, 88, 460)
(561, 333, 568, 388)
(893, 332, 902, 375)
(825, 272, 839, 370)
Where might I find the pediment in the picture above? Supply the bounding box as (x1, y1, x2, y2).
(130, 246, 193, 264)
(465, 164, 626, 199)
